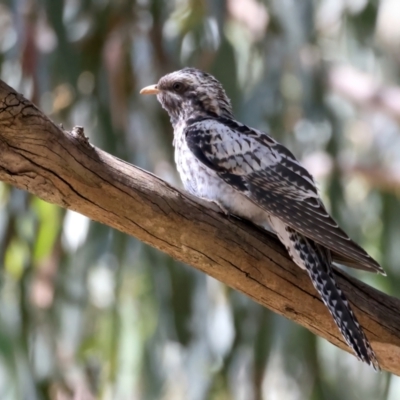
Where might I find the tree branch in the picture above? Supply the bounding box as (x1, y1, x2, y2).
(0, 80, 399, 375)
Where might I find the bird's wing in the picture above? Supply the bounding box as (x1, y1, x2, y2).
(185, 117, 384, 274)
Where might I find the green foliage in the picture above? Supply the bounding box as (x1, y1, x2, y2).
(0, 0, 399, 399)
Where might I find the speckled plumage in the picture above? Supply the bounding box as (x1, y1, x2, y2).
(141, 67, 383, 369)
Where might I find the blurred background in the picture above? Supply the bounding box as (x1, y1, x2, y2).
(0, 0, 399, 399)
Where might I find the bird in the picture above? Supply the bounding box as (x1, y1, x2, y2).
(140, 67, 384, 370)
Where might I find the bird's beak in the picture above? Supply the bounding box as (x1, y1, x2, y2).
(140, 84, 160, 95)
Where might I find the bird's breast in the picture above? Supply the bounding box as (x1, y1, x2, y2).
(173, 130, 270, 229)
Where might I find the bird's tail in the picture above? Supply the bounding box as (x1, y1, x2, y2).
(289, 229, 380, 370)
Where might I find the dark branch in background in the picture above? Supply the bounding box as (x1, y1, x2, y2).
(0, 79, 399, 375)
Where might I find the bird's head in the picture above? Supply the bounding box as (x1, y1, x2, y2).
(140, 68, 233, 126)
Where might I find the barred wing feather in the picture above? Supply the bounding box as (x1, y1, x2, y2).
(185, 118, 383, 274)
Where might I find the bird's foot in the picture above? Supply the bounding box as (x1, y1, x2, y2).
(212, 201, 239, 222)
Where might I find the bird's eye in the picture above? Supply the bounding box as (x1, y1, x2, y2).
(172, 82, 184, 92)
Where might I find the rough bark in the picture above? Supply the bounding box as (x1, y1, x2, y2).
(0, 79, 399, 375)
